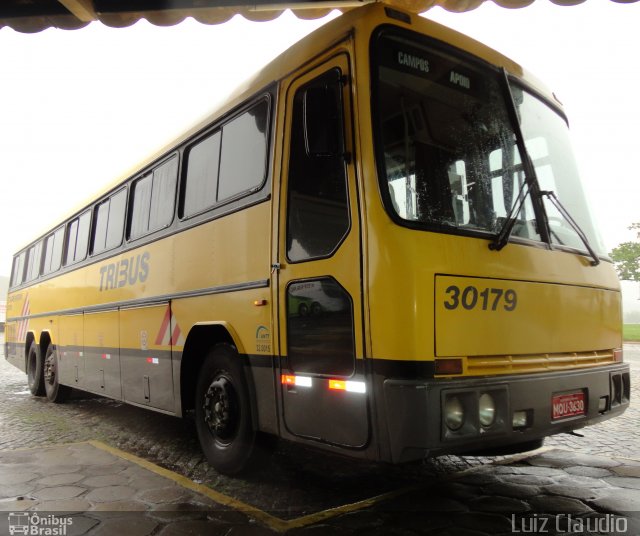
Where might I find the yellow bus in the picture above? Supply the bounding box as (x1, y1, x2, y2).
(4, 3, 630, 474)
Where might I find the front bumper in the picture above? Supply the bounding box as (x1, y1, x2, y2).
(382, 363, 630, 463)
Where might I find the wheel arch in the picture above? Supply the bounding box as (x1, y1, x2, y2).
(180, 322, 252, 416)
(39, 330, 53, 355)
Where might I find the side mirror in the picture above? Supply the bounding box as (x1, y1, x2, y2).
(303, 69, 346, 158)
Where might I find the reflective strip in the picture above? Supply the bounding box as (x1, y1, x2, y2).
(329, 379, 366, 394)
(281, 374, 312, 387)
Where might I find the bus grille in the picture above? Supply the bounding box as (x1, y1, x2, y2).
(465, 349, 616, 376)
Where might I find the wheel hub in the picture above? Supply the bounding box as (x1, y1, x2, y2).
(44, 352, 55, 385)
(203, 376, 237, 441)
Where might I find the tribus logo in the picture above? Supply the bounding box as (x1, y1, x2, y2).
(7, 513, 73, 536)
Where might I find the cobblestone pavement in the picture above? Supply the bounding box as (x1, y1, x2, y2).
(0, 336, 638, 534)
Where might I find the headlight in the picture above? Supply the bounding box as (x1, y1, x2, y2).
(444, 396, 464, 431)
(479, 393, 496, 427)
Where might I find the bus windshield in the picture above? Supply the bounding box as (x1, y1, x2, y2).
(373, 31, 606, 256)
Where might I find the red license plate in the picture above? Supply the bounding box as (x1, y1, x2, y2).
(552, 392, 586, 420)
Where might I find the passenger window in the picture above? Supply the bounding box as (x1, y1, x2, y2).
(130, 157, 178, 239)
(11, 252, 26, 287)
(42, 227, 65, 275)
(65, 210, 91, 265)
(182, 99, 270, 219)
(93, 189, 126, 254)
(149, 157, 178, 231)
(218, 100, 269, 201)
(25, 241, 43, 282)
(129, 174, 152, 239)
(286, 69, 350, 262)
(182, 131, 221, 218)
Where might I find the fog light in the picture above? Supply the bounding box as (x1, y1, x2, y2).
(512, 410, 528, 429)
(479, 393, 496, 427)
(598, 396, 608, 413)
(444, 396, 464, 431)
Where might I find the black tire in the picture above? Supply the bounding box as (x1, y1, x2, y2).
(195, 344, 256, 475)
(298, 303, 309, 317)
(43, 344, 71, 403)
(27, 341, 45, 397)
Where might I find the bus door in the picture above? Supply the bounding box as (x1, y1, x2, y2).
(277, 53, 369, 448)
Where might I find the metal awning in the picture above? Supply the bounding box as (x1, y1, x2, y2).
(2, 0, 638, 33)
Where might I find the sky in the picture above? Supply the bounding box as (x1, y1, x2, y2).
(0, 0, 638, 284)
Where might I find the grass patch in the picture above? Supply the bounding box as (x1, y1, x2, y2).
(624, 324, 640, 342)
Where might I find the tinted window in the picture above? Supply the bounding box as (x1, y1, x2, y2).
(129, 173, 152, 239)
(183, 131, 221, 218)
(65, 210, 91, 265)
(286, 70, 350, 262)
(218, 101, 269, 201)
(130, 156, 178, 239)
(42, 227, 65, 275)
(286, 278, 355, 376)
(93, 201, 110, 253)
(93, 189, 126, 254)
(11, 252, 26, 287)
(107, 189, 127, 250)
(149, 157, 178, 231)
(26, 241, 43, 282)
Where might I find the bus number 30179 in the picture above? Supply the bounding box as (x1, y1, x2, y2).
(444, 285, 518, 312)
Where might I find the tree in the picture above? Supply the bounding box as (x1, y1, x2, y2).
(610, 223, 640, 282)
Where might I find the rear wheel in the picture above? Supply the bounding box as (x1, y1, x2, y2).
(27, 341, 45, 397)
(44, 345, 71, 403)
(195, 344, 256, 475)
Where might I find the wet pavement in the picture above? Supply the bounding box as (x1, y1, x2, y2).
(0, 338, 638, 535)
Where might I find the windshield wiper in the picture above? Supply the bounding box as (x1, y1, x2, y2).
(539, 190, 600, 266)
(489, 179, 531, 251)
(490, 68, 550, 253)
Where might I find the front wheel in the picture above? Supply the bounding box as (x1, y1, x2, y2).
(27, 342, 45, 396)
(44, 345, 71, 403)
(195, 344, 256, 475)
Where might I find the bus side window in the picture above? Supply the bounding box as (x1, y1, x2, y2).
(130, 156, 178, 240)
(42, 227, 65, 275)
(25, 241, 43, 282)
(149, 157, 178, 231)
(129, 173, 153, 239)
(10, 251, 26, 287)
(92, 189, 127, 254)
(182, 131, 221, 218)
(218, 100, 269, 202)
(65, 210, 91, 265)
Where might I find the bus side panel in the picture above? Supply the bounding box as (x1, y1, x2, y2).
(172, 289, 276, 432)
(169, 201, 275, 428)
(58, 314, 84, 387)
(4, 292, 27, 371)
(83, 310, 121, 399)
(4, 321, 19, 370)
(120, 304, 175, 412)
